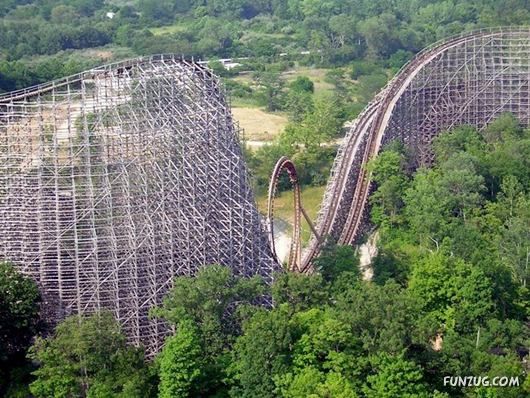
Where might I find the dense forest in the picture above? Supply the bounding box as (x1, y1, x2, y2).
(1, 0, 530, 397)
(1, 0, 530, 92)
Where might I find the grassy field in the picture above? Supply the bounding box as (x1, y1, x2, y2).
(234, 66, 336, 95)
(232, 73, 255, 85)
(240, 31, 291, 41)
(282, 67, 335, 98)
(229, 66, 344, 142)
(232, 107, 288, 141)
(230, 96, 262, 108)
(256, 185, 326, 245)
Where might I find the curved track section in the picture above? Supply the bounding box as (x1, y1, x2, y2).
(266, 156, 302, 271)
(0, 55, 278, 356)
(302, 27, 530, 269)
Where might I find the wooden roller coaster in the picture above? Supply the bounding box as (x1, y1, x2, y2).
(266, 27, 530, 272)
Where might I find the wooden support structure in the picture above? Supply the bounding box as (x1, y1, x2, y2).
(300, 27, 530, 269)
(4, 28, 530, 353)
(0, 55, 278, 357)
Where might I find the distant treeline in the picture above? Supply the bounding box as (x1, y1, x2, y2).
(1, 0, 530, 91)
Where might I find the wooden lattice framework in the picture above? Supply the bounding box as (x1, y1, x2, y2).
(4, 27, 530, 350)
(302, 27, 530, 269)
(0, 55, 278, 356)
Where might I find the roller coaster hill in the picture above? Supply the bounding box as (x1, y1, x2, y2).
(271, 27, 530, 272)
(1, 28, 530, 354)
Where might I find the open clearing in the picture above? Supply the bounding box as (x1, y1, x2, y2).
(232, 107, 288, 141)
(149, 24, 187, 35)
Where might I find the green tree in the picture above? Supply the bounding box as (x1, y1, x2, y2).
(285, 90, 314, 122)
(433, 126, 484, 164)
(356, 72, 388, 103)
(0, 262, 40, 396)
(408, 253, 495, 334)
(0, 262, 40, 361)
(358, 13, 400, 58)
(152, 265, 264, 351)
(289, 76, 314, 93)
(368, 149, 409, 228)
(152, 265, 264, 396)
(208, 60, 237, 77)
(274, 309, 360, 396)
(276, 366, 357, 398)
(254, 70, 284, 111)
(482, 112, 522, 146)
(307, 30, 331, 63)
(196, 18, 237, 55)
(403, 168, 450, 249)
(246, 141, 294, 193)
(333, 281, 420, 355)
(281, 94, 343, 150)
(363, 352, 429, 398)
(271, 271, 328, 311)
(230, 304, 296, 398)
(438, 152, 485, 222)
(158, 321, 202, 398)
(495, 188, 530, 287)
(138, 0, 173, 22)
(482, 118, 530, 192)
(29, 312, 152, 398)
(351, 60, 379, 79)
(439, 318, 528, 397)
(313, 244, 359, 283)
(50, 5, 78, 24)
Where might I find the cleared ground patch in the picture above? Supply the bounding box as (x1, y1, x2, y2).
(232, 107, 288, 141)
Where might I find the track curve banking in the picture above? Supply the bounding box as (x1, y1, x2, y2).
(300, 27, 530, 270)
(4, 28, 530, 352)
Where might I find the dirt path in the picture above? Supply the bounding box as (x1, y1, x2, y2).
(358, 231, 379, 280)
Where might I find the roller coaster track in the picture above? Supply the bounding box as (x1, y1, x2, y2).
(266, 27, 530, 272)
(3, 27, 530, 352)
(267, 157, 302, 271)
(267, 156, 322, 272)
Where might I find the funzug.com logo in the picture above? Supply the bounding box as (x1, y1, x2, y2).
(443, 376, 521, 387)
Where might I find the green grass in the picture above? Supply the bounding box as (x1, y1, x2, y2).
(230, 97, 262, 108)
(256, 185, 326, 245)
(280, 66, 342, 102)
(149, 24, 186, 36)
(229, 65, 354, 103)
(242, 31, 290, 39)
(232, 73, 255, 85)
